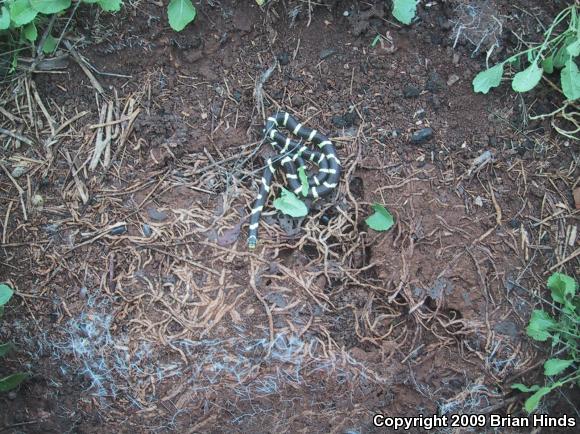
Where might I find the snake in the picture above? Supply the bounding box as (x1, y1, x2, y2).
(248, 112, 341, 249)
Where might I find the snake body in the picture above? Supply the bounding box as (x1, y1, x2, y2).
(248, 112, 341, 249)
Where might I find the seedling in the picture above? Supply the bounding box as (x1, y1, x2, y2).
(512, 273, 579, 413)
(0, 283, 30, 392)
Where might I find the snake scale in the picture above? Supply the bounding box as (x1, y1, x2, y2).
(248, 112, 341, 249)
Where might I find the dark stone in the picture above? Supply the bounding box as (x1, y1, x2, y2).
(403, 84, 420, 98)
(320, 48, 337, 60)
(142, 224, 152, 237)
(509, 218, 520, 229)
(411, 127, 434, 144)
(494, 320, 518, 338)
(277, 51, 290, 65)
(233, 90, 242, 102)
(425, 72, 446, 93)
(110, 225, 127, 236)
(430, 33, 443, 45)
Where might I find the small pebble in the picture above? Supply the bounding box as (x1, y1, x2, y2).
(411, 127, 434, 144)
(31, 194, 43, 206)
(142, 224, 152, 237)
(425, 72, 446, 93)
(110, 225, 127, 236)
(11, 166, 27, 178)
(447, 74, 460, 86)
(8, 391, 17, 400)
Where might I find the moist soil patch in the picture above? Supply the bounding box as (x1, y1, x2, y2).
(0, 1, 578, 433)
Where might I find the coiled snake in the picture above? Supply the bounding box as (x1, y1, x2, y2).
(248, 112, 341, 249)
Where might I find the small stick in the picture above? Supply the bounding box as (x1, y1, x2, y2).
(0, 127, 34, 146)
(63, 40, 104, 94)
(548, 247, 580, 272)
(2, 201, 13, 244)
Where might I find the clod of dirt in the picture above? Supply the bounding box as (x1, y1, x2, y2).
(403, 84, 421, 98)
(411, 127, 434, 144)
(332, 112, 356, 128)
(348, 3, 385, 36)
(147, 207, 168, 222)
(319, 48, 338, 60)
(425, 72, 446, 93)
(277, 51, 290, 65)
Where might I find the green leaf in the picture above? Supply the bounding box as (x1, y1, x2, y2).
(0, 342, 15, 357)
(473, 63, 504, 94)
(9, 0, 38, 26)
(273, 187, 308, 218)
(561, 58, 580, 101)
(167, 0, 196, 32)
(366, 203, 394, 231)
(0, 284, 13, 306)
(512, 62, 543, 93)
(511, 383, 540, 393)
(392, 0, 417, 25)
(42, 34, 58, 53)
(526, 309, 556, 341)
(97, 0, 122, 12)
(23, 21, 37, 42)
(548, 272, 577, 304)
(553, 39, 574, 69)
(0, 372, 29, 392)
(566, 39, 580, 57)
(297, 166, 308, 197)
(542, 55, 554, 74)
(0, 6, 10, 30)
(29, 0, 70, 14)
(82, 0, 101, 3)
(544, 358, 574, 376)
(524, 386, 552, 413)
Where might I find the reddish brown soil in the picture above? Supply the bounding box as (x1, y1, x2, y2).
(0, 1, 578, 433)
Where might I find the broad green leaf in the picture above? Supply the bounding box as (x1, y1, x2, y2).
(544, 358, 574, 376)
(473, 63, 504, 94)
(366, 203, 394, 231)
(23, 22, 37, 42)
(98, 0, 122, 12)
(0, 372, 29, 392)
(29, 0, 70, 14)
(167, 0, 196, 32)
(392, 0, 417, 25)
(512, 62, 543, 93)
(42, 34, 58, 54)
(524, 386, 552, 413)
(561, 58, 580, 101)
(0, 284, 13, 306)
(82, 0, 101, 3)
(566, 40, 580, 57)
(547, 272, 577, 304)
(511, 383, 540, 393)
(0, 342, 14, 357)
(297, 166, 308, 197)
(255, 0, 266, 5)
(553, 38, 574, 69)
(9, 0, 37, 26)
(526, 309, 556, 341)
(541, 55, 554, 74)
(273, 187, 308, 217)
(0, 6, 10, 30)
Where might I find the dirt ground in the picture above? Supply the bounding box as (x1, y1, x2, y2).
(0, 0, 578, 433)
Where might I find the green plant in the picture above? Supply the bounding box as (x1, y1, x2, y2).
(167, 0, 196, 32)
(0, 283, 29, 393)
(391, 0, 418, 25)
(365, 203, 395, 231)
(512, 273, 579, 413)
(273, 187, 308, 217)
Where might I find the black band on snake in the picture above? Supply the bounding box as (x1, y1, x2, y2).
(248, 112, 341, 249)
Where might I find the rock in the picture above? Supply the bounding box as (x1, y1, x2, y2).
(233, 90, 242, 103)
(425, 72, 446, 93)
(320, 48, 337, 60)
(403, 84, 420, 98)
(147, 207, 168, 222)
(332, 112, 356, 128)
(331, 115, 346, 128)
(447, 74, 460, 86)
(11, 166, 27, 178)
(277, 51, 290, 65)
(453, 53, 460, 65)
(391, 129, 402, 138)
(110, 225, 127, 236)
(494, 320, 518, 338)
(31, 194, 43, 207)
(142, 224, 152, 237)
(411, 127, 434, 144)
(8, 391, 17, 400)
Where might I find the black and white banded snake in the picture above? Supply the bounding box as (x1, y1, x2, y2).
(248, 112, 341, 249)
